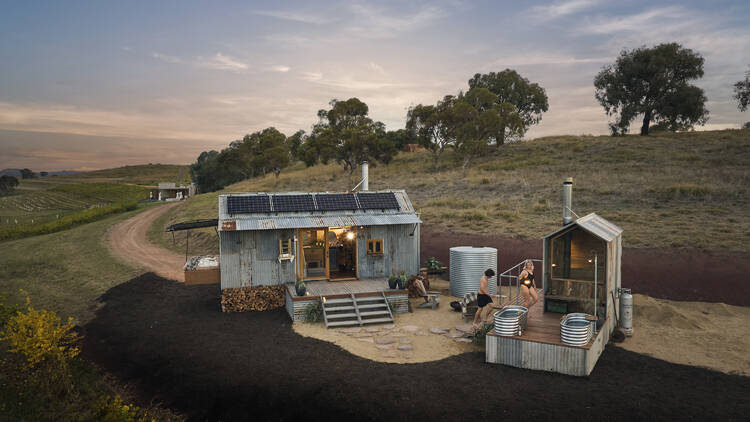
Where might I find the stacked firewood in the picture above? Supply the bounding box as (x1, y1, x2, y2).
(221, 285, 286, 312)
(407, 271, 430, 298)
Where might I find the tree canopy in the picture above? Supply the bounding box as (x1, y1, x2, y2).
(734, 66, 750, 112)
(594, 43, 709, 135)
(468, 69, 548, 143)
(304, 98, 396, 174)
(0, 175, 19, 195)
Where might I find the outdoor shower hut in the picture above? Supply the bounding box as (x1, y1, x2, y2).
(217, 190, 421, 289)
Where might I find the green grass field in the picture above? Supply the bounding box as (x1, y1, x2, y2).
(54, 163, 191, 186)
(155, 129, 750, 255)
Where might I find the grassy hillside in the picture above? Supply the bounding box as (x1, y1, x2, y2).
(55, 163, 191, 186)
(155, 129, 750, 255)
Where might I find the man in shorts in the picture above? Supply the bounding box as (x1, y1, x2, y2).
(473, 268, 496, 328)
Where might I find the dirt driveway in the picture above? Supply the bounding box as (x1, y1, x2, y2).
(106, 202, 186, 282)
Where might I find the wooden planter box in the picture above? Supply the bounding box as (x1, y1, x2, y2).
(184, 267, 220, 285)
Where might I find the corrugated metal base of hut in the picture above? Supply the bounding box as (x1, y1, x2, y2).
(221, 285, 286, 312)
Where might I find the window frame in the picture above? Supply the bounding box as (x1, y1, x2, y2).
(367, 238, 384, 256)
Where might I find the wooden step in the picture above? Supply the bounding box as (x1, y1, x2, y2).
(324, 305, 355, 312)
(326, 312, 359, 319)
(323, 298, 354, 305)
(359, 310, 390, 317)
(357, 303, 388, 309)
(360, 317, 394, 325)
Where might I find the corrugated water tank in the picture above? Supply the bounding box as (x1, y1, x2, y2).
(449, 246, 497, 297)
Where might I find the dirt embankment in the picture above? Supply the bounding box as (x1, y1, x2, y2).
(106, 202, 186, 282)
(421, 227, 750, 307)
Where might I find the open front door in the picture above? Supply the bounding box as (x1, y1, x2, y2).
(328, 226, 357, 281)
(298, 228, 329, 280)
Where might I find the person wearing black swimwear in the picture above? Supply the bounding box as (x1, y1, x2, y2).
(519, 259, 538, 309)
(473, 268, 496, 328)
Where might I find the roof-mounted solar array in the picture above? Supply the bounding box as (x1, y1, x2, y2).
(227, 195, 271, 214)
(271, 194, 315, 212)
(356, 192, 400, 210)
(316, 193, 358, 211)
(227, 192, 400, 214)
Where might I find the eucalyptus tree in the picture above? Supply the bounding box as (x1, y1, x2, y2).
(468, 69, 548, 143)
(594, 43, 709, 135)
(734, 66, 750, 113)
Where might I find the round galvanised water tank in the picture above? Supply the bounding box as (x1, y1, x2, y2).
(560, 313, 594, 346)
(449, 246, 497, 297)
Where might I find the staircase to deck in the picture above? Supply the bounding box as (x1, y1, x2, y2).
(322, 292, 394, 328)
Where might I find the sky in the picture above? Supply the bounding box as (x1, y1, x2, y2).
(1, 0, 749, 171)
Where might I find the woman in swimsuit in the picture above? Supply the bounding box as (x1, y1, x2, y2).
(519, 259, 538, 309)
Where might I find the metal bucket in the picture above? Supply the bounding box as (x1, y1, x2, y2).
(494, 305, 528, 336)
(449, 246, 497, 297)
(560, 313, 594, 346)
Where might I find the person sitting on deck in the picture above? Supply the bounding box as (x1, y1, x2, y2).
(519, 259, 538, 309)
(473, 268, 496, 328)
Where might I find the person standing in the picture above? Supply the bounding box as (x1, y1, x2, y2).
(473, 268, 496, 328)
(519, 259, 538, 309)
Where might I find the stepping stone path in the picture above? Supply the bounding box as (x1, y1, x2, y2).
(392, 333, 406, 338)
(399, 337, 411, 344)
(358, 337, 375, 343)
(402, 325, 421, 333)
(398, 345, 413, 351)
(382, 351, 398, 358)
(366, 327, 380, 333)
(376, 344, 394, 350)
(415, 331, 427, 336)
(352, 332, 373, 338)
(455, 338, 473, 343)
(383, 324, 395, 329)
(375, 337, 396, 345)
(446, 331, 465, 339)
(429, 327, 449, 335)
(455, 325, 475, 333)
(341, 327, 362, 334)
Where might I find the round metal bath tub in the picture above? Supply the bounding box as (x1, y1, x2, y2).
(560, 313, 594, 346)
(494, 305, 528, 336)
(449, 246, 497, 297)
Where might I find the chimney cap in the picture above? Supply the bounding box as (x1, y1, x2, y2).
(564, 177, 573, 184)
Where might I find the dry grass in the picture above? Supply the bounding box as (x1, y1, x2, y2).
(154, 129, 750, 254)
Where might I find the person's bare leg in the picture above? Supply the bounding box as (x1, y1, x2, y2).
(521, 286, 530, 308)
(529, 288, 539, 308)
(473, 306, 483, 327)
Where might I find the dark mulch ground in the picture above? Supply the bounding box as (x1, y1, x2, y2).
(82, 273, 750, 421)
(421, 227, 750, 307)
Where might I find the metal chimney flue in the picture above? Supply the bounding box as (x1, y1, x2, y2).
(361, 161, 369, 191)
(562, 177, 573, 225)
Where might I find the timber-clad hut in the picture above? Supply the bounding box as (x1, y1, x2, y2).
(486, 179, 624, 376)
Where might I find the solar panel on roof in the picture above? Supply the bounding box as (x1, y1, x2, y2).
(227, 195, 271, 214)
(356, 192, 400, 210)
(272, 194, 315, 212)
(316, 193, 358, 211)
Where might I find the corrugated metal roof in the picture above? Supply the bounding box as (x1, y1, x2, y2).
(219, 190, 421, 231)
(544, 212, 623, 242)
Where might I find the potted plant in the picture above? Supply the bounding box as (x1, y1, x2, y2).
(388, 273, 398, 289)
(398, 272, 408, 290)
(295, 281, 307, 296)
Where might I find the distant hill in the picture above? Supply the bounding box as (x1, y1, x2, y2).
(0, 169, 82, 178)
(56, 164, 190, 186)
(0, 169, 22, 178)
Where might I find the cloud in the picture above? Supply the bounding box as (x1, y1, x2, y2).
(368, 62, 386, 74)
(345, 3, 446, 39)
(530, 0, 601, 21)
(484, 53, 612, 69)
(197, 53, 249, 72)
(151, 51, 184, 64)
(253, 9, 331, 25)
(578, 6, 691, 35)
(301, 72, 323, 82)
(270, 65, 291, 73)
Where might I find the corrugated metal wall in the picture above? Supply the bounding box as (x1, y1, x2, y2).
(221, 224, 420, 289)
(357, 224, 420, 278)
(486, 335, 590, 376)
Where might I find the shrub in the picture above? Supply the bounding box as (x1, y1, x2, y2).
(302, 301, 323, 323)
(93, 395, 153, 422)
(1, 296, 80, 394)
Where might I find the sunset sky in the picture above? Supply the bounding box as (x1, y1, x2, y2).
(1, 0, 749, 171)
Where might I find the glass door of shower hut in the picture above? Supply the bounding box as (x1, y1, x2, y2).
(298, 228, 329, 280)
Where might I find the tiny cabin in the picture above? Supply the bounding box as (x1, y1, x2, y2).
(217, 190, 421, 288)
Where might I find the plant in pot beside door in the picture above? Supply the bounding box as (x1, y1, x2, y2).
(398, 272, 408, 290)
(388, 273, 398, 290)
(295, 281, 307, 296)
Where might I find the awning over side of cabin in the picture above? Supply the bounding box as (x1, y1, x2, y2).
(218, 190, 421, 231)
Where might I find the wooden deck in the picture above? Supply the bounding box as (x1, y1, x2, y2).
(488, 291, 596, 350)
(286, 278, 400, 301)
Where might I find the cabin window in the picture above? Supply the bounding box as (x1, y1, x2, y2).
(367, 239, 384, 256)
(278, 238, 294, 261)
